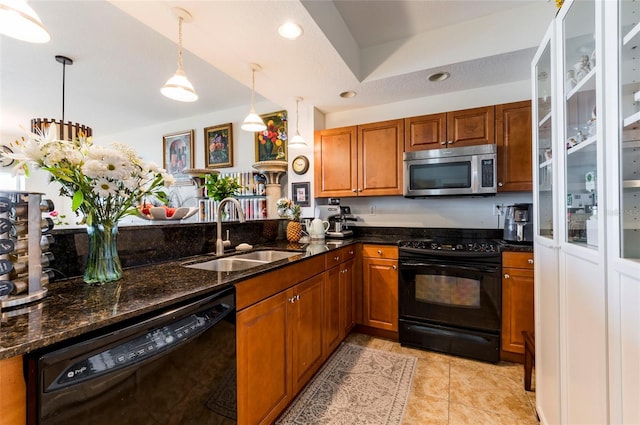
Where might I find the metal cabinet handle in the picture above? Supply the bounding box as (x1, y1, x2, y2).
(440, 141, 446, 145)
(448, 140, 454, 144)
(392, 265, 397, 270)
(504, 273, 510, 279)
(289, 294, 301, 303)
(527, 259, 534, 264)
(498, 182, 504, 187)
(334, 256, 340, 262)
(349, 250, 354, 255)
(352, 189, 357, 192)
(377, 250, 382, 255)
(358, 188, 363, 192)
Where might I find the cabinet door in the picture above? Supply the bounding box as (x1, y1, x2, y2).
(501, 266, 534, 356)
(446, 106, 495, 147)
(357, 119, 404, 196)
(323, 266, 342, 357)
(290, 274, 325, 394)
(314, 126, 358, 197)
(404, 113, 447, 151)
(237, 291, 290, 425)
(341, 258, 356, 337)
(362, 257, 398, 331)
(496, 100, 533, 192)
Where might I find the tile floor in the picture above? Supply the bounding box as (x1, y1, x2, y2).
(345, 333, 538, 425)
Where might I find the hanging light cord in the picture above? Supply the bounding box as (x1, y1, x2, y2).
(61, 60, 66, 123)
(177, 16, 184, 71)
(250, 68, 256, 111)
(295, 99, 300, 134)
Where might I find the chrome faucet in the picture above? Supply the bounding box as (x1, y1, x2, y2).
(216, 197, 246, 255)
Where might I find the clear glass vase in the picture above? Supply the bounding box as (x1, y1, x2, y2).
(84, 221, 123, 284)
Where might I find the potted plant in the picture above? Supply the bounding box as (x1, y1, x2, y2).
(277, 198, 303, 242)
(204, 174, 245, 201)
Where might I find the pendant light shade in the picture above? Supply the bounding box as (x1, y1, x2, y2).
(31, 55, 92, 141)
(288, 97, 307, 148)
(241, 63, 266, 132)
(0, 0, 50, 43)
(161, 7, 197, 102)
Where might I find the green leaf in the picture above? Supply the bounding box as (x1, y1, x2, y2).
(71, 191, 84, 211)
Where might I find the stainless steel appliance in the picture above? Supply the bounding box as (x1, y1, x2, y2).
(28, 287, 237, 425)
(403, 144, 497, 197)
(317, 205, 356, 238)
(503, 203, 533, 243)
(398, 239, 502, 363)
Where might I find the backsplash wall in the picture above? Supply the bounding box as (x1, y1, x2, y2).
(330, 192, 533, 230)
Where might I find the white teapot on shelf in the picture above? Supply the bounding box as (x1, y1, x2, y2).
(307, 218, 329, 240)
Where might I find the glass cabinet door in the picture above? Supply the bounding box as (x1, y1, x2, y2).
(620, 0, 640, 259)
(534, 32, 554, 239)
(562, 0, 598, 247)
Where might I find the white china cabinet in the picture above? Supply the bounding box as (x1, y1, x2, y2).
(532, 0, 640, 424)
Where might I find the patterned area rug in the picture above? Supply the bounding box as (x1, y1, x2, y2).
(276, 342, 417, 425)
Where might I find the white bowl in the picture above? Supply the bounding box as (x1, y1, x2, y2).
(139, 207, 198, 221)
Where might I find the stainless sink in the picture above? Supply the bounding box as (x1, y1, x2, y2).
(233, 250, 300, 262)
(182, 250, 301, 272)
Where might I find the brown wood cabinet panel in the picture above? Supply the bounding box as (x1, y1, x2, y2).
(324, 265, 342, 357)
(237, 291, 290, 425)
(501, 251, 535, 362)
(290, 274, 325, 394)
(362, 247, 398, 332)
(358, 119, 404, 196)
(404, 113, 447, 151)
(314, 126, 358, 197)
(362, 244, 398, 259)
(496, 100, 533, 192)
(447, 106, 495, 147)
(0, 355, 25, 425)
(341, 258, 356, 337)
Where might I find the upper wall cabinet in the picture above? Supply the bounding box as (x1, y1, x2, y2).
(314, 119, 404, 198)
(404, 106, 495, 151)
(496, 101, 533, 191)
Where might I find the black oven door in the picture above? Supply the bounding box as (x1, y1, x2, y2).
(398, 256, 501, 333)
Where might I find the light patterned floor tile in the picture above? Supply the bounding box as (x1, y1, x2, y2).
(449, 402, 539, 425)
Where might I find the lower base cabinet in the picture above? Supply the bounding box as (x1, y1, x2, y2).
(0, 355, 26, 425)
(362, 245, 399, 333)
(500, 251, 535, 362)
(236, 273, 325, 425)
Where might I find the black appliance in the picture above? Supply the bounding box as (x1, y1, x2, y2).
(28, 287, 237, 425)
(398, 239, 502, 363)
(503, 203, 534, 243)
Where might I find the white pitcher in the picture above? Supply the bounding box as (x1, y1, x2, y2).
(308, 218, 329, 240)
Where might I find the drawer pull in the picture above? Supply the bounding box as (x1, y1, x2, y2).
(527, 258, 534, 264)
(392, 265, 397, 270)
(377, 250, 382, 255)
(334, 256, 340, 262)
(504, 273, 510, 279)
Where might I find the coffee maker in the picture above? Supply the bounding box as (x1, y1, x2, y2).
(503, 203, 533, 243)
(316, 205, 357, 238)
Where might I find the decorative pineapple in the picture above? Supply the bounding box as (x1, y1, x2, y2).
(286, 204, 303, 242)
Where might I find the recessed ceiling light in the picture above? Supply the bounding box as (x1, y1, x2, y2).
(340, 90, 357, 98)
(428, 72, 450, 82)
(278, 22, 303, 40)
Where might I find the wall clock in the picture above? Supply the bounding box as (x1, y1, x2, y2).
(292, 155, 309, 175)
(0, 146, 14, 167)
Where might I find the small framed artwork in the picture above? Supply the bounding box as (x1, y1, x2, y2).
(255, 110, 287, 162)
(163, 130, 194, 185)
(292, 181, 310, 207)
(204, 123, 233, 168)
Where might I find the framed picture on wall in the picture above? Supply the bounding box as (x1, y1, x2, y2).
(204, 123, 233, 168)
(163, 129, 194, 185)
(292, 181, 310, 207)
(255, 110, 287, 162)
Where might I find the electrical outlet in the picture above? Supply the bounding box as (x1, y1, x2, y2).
(493, 203, 504, 216)
(369, 205, 376, 215)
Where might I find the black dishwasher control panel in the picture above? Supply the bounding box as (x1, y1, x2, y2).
(47, 302, 231, 391)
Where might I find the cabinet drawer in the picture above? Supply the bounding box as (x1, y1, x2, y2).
(362, 244, 398, 259)
(325, 246, 357, 268)
(502, 251, 534, 269)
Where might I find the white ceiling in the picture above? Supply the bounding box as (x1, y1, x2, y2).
(0, 0, 556, 141)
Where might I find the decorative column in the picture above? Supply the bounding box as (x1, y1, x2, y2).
(252, 161, 287, 218)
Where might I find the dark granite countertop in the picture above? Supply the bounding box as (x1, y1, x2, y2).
(0, 229, 532, 360)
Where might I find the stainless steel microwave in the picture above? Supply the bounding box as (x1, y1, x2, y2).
(403, 144, 497, 197)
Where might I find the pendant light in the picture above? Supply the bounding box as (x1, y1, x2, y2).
(241, 63, 266, 132)
(31, 55, 92, 141)
(0, 0, 50, 43)
(161, 7, 198, 102)
(288, 97, 307, 148)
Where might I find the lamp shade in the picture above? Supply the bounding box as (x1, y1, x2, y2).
(0, 0, 50, 43)
(241, 111, 266, 132)
(289, 132, 306, 148)
(161, 68, 198, 102)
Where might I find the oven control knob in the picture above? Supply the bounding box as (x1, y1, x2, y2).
(430, 243, 438, 250)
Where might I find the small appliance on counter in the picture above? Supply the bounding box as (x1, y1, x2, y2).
(316, 204, 357, 238)
(503, 203, 533, 243)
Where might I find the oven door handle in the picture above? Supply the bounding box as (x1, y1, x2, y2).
(400, 261, 499, 273)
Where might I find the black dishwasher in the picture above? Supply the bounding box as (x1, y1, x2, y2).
(27, 286, 237, 425)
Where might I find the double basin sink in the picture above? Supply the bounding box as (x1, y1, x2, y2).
(182, 250, 301, 272)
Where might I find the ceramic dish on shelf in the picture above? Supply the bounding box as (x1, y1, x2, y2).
(138, 207, 198, 221)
